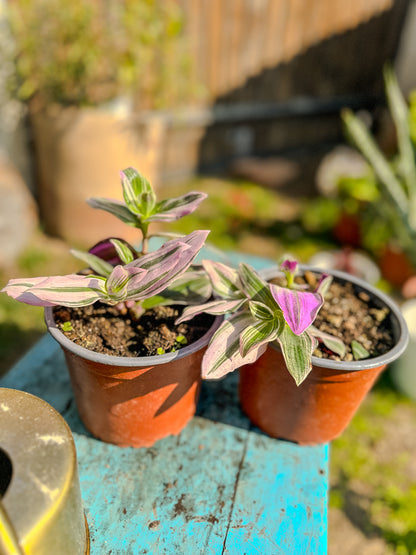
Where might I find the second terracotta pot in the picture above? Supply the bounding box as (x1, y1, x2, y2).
(45, 308, 221, 448)
(239, 267, 409, 445)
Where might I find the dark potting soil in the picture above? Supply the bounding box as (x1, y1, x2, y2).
(270, 271, 395, 362)
(53, 304, 215, 357)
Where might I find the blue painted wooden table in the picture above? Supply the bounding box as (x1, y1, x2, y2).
(1, 250, 329, 554)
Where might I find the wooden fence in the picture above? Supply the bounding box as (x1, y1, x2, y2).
(180, 0, 395, 101)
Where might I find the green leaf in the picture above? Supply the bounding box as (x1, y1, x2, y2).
(239, 319, 280, 358)
(277, 325, 317, 385)
(70, 249, 113, 277)
(351, 340, 370, 360)
(86, 197, 139, 227)
(309, 325, 346, 358)
(120, 167, 155, 217)
(249, 300, 275, 321)
(342, 108, 408, 217)
(139, 191, 157, 218)
(384, 66, 416, 230)
(141, 270, 212, 309)
(61, 321, 73, 332)
(109, 239, 135, 265)
(238, 263, 276, 306)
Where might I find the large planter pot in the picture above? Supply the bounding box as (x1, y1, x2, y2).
(30, 104, 165, 245)
(45, 307, 221, 448)
(239, 267, 409, 445)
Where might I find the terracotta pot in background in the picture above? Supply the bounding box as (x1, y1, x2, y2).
(239, 267, 409, 445)
(30, 104, 165, 246)
(45, 308, 221, 448)
(378, 245, 416, 289)
(332, 211, 362, 248)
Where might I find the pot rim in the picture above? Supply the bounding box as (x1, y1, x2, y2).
(260, 264, 409, 372)
(44, 307, 222, 367)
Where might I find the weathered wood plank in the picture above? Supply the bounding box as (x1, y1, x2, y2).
(74, 418, 247, 554)
(224, 432, 329, 554)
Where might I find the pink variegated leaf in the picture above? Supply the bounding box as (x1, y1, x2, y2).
(105, 266, 147, 302)
(124, 230, 209, 299)
(1, 275, 106, 307)
(270, 284, 324, 336)
(147, 192, 207, 222)
(141, 269, 212, 309)
(202, 311, 268, 380)
(202, 260, 243, 299)
(176, 298, 247, 324)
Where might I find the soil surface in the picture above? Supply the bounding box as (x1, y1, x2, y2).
(53, 304, 215, 357)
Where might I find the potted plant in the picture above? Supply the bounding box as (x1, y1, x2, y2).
(341, 67, 416, 290)
(1, 167, 221, 448)
(6, 0, 195, 244)
(177, 258, 409, 445)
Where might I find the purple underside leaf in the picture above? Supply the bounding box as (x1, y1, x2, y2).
(270, 284, 324, 336)
(145, 192, 208, 222)
(2, 275, 106, 307)
(88, 238, 137, 266)
(202, 312, 268, 380)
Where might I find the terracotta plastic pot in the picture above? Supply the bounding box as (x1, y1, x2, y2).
(45, 308, 221, 448)
(239, 267, 409, 445)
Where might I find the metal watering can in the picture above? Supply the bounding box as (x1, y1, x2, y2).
(0, 389, 89, 554)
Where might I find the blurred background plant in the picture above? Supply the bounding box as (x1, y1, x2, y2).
(303, 69, 416, 293)
(7, 0, 197, 110)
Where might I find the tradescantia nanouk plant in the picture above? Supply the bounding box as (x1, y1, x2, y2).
(177, 259, 346, 385)
(2, 166, 344, 384)
(2, 167, 211, 310)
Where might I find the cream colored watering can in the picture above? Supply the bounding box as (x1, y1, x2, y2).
(0, 388, 89, 554)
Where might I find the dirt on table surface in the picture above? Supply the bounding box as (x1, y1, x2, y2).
(53, 304, 215, 357)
